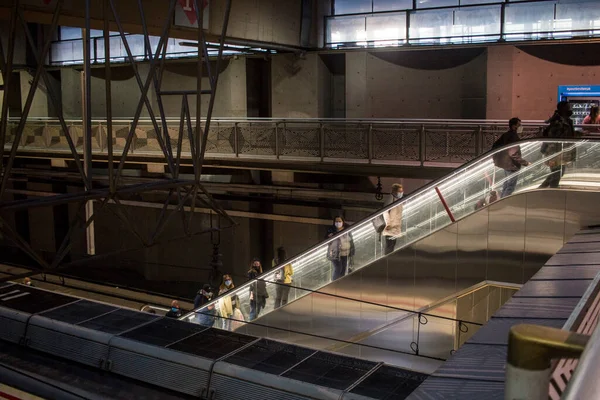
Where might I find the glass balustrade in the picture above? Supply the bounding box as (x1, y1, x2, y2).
(190, 285, 484, 367)
(183, 139, 600, 334)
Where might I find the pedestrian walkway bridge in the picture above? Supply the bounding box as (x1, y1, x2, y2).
(6, 118, 552, 178)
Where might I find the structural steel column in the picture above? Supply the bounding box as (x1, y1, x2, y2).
(81, 23, 95, 255)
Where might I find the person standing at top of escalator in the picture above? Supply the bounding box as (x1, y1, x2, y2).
(273, 247, 294, 308)
(492, 118, 530, 198)
(540, 101, 578, 189)
(327, 216, 355, 280)
(383, 183, 403, 256)
(248, 258, 268, 321)
(165, 300, 182, 318)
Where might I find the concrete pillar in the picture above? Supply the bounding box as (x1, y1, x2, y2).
(61, 68, 82, 119)
(20, 70, 56, 118)
(272, 53, 321, 118)
(345, 52, 368, 118)
(486, 46, 516, 120)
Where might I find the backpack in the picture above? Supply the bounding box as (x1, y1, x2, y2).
(372, 214, 386, 234)
(491, 135, 507, 168)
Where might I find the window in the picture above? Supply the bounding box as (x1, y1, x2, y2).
(373, 0, 412, 12)
(327, 16, 367, 44)
(335, 0, 372, 14)
(415, 0, 459, 9)
(504, 2, 555, 40)
(367, 13, 407, 43)
(409, 9, 454, 42)
(556, 0, 600, 33)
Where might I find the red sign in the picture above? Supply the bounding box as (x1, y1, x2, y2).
(178, 0, 208, 26)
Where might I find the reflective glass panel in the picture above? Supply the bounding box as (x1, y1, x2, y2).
(373, 0, 413, 12)
(335, 0, 373, 15)
(504, 2, 555, 40)
(416, 0, 459, 9)
(327, 15, 367, 44)
(366, 12, 407, 43)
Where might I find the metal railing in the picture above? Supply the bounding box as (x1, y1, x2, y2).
(4, 117, 562, 167)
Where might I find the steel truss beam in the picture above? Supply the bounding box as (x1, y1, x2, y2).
(0, 0, 234, 278)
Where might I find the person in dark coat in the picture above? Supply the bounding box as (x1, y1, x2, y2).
(326, 216, 355, 280)
(194, 284, 216, 327)
(165, 300, 182, 318)
(540, 101, 578, 189)
(248, 259, 268, 321)
(492, 117, 530, 198)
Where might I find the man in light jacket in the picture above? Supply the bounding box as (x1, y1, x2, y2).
(383, 183, 403, 255)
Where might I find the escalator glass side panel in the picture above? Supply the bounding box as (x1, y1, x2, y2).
(184, 139, 600, 333)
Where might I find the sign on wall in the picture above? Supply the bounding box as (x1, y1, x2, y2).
(558, 85, 600, 101)
(175, 0, 210, 30)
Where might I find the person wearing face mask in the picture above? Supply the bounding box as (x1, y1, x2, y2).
(326, 216, 355, 280)
(492, 117, 530, 198)
(194, 284, 216, 327)
(165, 300, 182, 318)
(382, 184, 403, 255)
(540, 101, 579, 189)
(274, 247, 294, 308)
(218, 274, 235, 330)
(248, 258, 268, 321)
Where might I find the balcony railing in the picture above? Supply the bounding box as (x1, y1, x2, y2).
(5, 118, 563, 168)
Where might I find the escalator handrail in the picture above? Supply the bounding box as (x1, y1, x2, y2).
(182, 137, 600, 320)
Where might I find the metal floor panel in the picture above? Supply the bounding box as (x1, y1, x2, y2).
(431, 344, 507, 382)
(168, 328, 255, 359)
(0, 285, 76, 314)
(121, 317, 206, 347)
(349, 365, 428, 400)
(513, 279, 593, 298)
(222, 338, 315, 375)
(493, 297, 580, 319)
(40, 300, 117, 325)
(466, 318, 566, 346)
(282, 351, 377, 391)
(78, 308, 158, 334)
(531, 265, 600, 280)
(408, 376, 504, 400)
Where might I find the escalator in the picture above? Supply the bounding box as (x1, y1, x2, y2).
(182, 138, 600, 372)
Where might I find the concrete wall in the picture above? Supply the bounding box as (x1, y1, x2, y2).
(487, 45, 600, 120)
(346, 50, 488, 119)
(61, 59, 247, 119)
(211, 0, 302, 46)
(272, 53, 328, 118)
